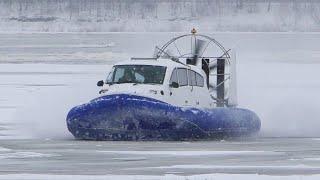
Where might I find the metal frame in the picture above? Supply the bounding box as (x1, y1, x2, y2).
(155, 32, 232, 107)
(155, 34, 230, 61)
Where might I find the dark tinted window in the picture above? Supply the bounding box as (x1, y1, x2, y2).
(177, 68, 188, 86)
(188, 69, 196, 86)
(196, 73, 204, 87)
(112, 65, 166, 84)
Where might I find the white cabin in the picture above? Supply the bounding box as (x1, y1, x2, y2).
(98, 58, 214, 108)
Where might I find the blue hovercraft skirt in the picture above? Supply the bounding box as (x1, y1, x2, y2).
(66, 94, 261, 140)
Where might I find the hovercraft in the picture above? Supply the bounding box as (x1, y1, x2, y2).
(66, 29, 261, 140)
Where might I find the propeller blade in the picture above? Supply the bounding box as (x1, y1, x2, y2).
(209, 61, 217, 71)
(208, 83, 216, 90)
(192, 39, 206, 65)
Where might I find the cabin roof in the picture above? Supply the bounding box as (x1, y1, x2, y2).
(114, 58, 188, 68)
(114, 58, 206, 77)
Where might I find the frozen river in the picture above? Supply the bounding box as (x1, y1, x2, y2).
(0, 32, 320, 179)
(1, 138, 320, 179)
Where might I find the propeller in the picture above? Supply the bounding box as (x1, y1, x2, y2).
(209, 61, 217, 71)
(191, 39, 206, 65)
(208, 83, 216, 92)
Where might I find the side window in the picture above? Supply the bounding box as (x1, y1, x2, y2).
(169, 69, 178, 84)
(177, 68, 188, 86)
(106, 67, 114, 83)
(188, 69, 196, 86)
(196, 73, 204, 87)
(113, 68, 125, 82)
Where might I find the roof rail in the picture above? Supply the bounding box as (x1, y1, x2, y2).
(131, 57, 157, 61)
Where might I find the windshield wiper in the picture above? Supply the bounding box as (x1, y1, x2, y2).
(144, 82, 160, 85)
(112, 81, 139, 84)
(110, 82, 159, 85)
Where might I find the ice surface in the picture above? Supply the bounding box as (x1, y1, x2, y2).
(0, 147, 11, 152)
(302, 158, 320, 161)
(97, 150, 283, 156)
(0, 32, 320, 178)
(1, 139, 320, 177)
(0, 152, 58, 159)
(149, 164, 320, 170)
(0, 174, 320, 180)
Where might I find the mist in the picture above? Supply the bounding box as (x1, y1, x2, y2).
(0, 32, 317, 139)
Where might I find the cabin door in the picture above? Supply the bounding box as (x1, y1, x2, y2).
(169, 68, 192, 107)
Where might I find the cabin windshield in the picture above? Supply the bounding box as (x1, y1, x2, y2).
(108, 65, 166, 84)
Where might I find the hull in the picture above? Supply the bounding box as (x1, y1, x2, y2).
(67, 94, 261, 140)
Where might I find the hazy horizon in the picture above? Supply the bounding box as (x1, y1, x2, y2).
(0, 0, 320, 32)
